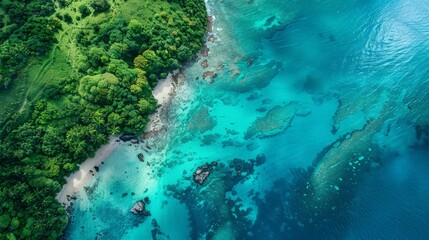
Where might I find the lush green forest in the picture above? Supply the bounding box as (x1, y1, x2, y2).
(0, 0, 207, 239)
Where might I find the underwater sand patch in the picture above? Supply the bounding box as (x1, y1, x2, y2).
(225, 60, 281, 93)
(301, 99, 396, 216)
(186, 105, 217, 133)
(333, 86, 383, 132)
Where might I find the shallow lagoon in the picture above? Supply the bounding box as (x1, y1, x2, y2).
(66, 0, 429, 239)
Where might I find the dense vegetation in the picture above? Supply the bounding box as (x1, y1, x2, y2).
(0, 0, 207, 239)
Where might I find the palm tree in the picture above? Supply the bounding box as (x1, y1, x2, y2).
(109, 125, 120, 135)
(15, 182, 28, 194)
(0, 187, 6, 198)
(32, 219, 46, 232)
(92, 133, 106, 145)
(22, 192, 35, 205)
(13, 149, 25, 159)
(42, 196, 53, 208)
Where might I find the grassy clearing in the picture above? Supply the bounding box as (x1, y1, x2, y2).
(0, 0, 201, 125)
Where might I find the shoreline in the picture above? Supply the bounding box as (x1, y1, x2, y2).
(57, 1, 213, 210)
(56, 136, 120, 207)
(56, 73, 177, 208)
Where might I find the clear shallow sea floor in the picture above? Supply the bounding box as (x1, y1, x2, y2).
(65, 0, 429, 239)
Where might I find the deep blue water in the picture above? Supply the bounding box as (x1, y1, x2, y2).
(65, 0, 429, 239)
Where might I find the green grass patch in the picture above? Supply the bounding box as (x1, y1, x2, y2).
(0, 46, 72, 127)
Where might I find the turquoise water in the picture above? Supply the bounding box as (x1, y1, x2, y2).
(65, 0, 429, 239)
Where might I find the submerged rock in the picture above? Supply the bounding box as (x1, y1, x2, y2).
(200, 59, 209, 68)
(203, 71, 217, 80)
(247, 57, 254, 67)
(138, 153, 144, 162)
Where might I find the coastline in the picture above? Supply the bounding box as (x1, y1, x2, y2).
(57, 0, 212, 213)
(56, 136, 120, 207)
(56, 73, 177, 208)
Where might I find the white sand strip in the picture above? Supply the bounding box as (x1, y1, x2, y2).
(56, 73, 177, 207)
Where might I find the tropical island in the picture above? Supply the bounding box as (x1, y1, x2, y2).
(0, 0, 207, 239)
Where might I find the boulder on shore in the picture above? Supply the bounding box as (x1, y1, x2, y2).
(119, 134, 137, 142)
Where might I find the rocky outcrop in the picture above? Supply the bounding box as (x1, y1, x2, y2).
(119, 134, 137, 142)
(193, 162, 218, 185)
(130, 199, 151, 216)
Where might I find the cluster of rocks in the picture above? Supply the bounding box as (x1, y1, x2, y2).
(119, 134, 140, 144)
(130, 197, 151, 216)
(193, 161, 218, 185)
(203, 71, 217, 80)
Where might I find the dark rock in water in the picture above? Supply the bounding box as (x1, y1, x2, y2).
(131, 200, 151, 216)
(247, 92, 260, 101)
(94, 166, 99, 172)
(247, 58, 254, 67)
(229, 158, 255, 175)
(200, 59, 209, 68)
(256, 107, 267, 113)
(120, 134, 137, 142)
(138, 153, 144, 162)
(262, 99, 272, 105)
(416, 124, 423, 139)
(144, 197, 150, 204)
(193, 163, 217, 185)
(264, 16, 276, 27)
(122, 192, 128, 198)
(255, 154, 266, 166)
(211, 161, 218, 166)
(203, 71, 217, 80)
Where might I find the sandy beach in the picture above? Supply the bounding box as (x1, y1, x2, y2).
(56, 73, 176, 207)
